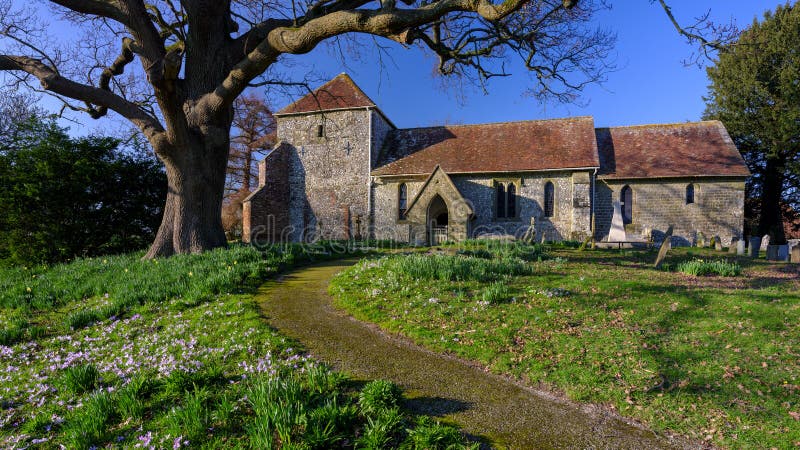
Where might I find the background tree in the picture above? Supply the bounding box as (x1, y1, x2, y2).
(0, 116, 167, 265)
(0, 0, 615, 257)
(704, 3, 799, 245)
(222, 94, 275, 239)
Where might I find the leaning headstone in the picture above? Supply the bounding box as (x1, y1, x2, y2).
(713, 235, 723, 251)
(578, 235, 593, 252)
(654, 225, 674, 269)
(792, 246, 800, 263)
(749, 236, 762, 258)
(737, 239, 746, 256)
(609, 201, 626, 242)
(729, 237, 739, 254)
(521, 217, 537, 243)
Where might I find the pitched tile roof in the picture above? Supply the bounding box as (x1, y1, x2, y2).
(596, 121, 750, 179)
(372, 117, 599, 176)
(275, 73, 376, 115)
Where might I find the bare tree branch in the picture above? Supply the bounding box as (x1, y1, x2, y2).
(211, 0, 544, 111)
(0, 54, 166, 145)
(655, 0, 740, 65)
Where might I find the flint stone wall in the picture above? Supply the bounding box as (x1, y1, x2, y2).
(594, 178, 745, 246)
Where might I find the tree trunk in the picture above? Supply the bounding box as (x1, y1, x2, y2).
(144, 133, 231, 258)
(757, 155, 787, 245)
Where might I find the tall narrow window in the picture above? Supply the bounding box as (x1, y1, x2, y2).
(317, 124, 324, 137)
(398, 183, 408, 220)
(544, 181, 555, 217)
(506, 183, 516, 217)
(495, 182, 518, 219)
(621, 185, 633, 225)
(496, 183, 506, 218)
(686, 183, 695, 204)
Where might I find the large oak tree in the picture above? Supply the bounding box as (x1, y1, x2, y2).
(0, 0, 616, 257)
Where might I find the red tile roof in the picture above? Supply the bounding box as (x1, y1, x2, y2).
(275, 73, 376, 115)
(372, 117, 599, 176)
(597, 121, 750, 179)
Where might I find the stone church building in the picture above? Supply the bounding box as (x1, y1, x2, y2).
(243, 74, 750, 246)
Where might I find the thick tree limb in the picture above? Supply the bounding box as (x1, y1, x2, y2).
(211, 0, 532, 111)
(87, 36, 137, 118)
(49, 0, 130, 26)
(0, 54, 167, 147)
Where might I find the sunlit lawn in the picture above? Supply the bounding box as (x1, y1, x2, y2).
(332, 244, 800, 449)
(0, 243, 476, 449)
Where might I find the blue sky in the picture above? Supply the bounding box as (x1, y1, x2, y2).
(16, 1, 784, 132)
(277, 0, 781, 129)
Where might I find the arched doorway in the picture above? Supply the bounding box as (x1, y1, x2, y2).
(427, 195, 449, 245)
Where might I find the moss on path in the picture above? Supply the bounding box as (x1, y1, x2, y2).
(257, 259, 693, 449)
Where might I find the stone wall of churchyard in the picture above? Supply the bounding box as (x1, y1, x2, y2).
(594, 177, 746, 246)
(371, 170, 594, 243)
(275, 109, 374, 241)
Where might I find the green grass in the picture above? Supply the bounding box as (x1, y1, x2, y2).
(389, 254, 532, 282)
(676, 258, 742, 277)
(0, 241, 475, 449)
(332, 245, 800, 449)
(61, 364, 100, 394)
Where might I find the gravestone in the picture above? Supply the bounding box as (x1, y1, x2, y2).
(766, 245, 789, 262)
(696, 231, 706, 247)
(737, 239, 746, 256)
(609, 201, 626, 242)
(766, 245, 779, 261)
(521, 217, 537, 243)
(729, 237, 739, 254)
(713, 235, 723, 251)
(749, 236, 762, 258)
(761, 234, 771, 250)
(792, 246, 800, 263)
(654, 225, 674, 269)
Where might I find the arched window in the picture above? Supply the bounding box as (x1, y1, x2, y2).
(544, 181, 555, 217)
(686, 183, 695, 205)
(495, 181, 518, 219)
(507, 183, 516, 217)
(398, 183, 408, 220)
(621, 185, 633, 225)
(496, 183, 506, 218)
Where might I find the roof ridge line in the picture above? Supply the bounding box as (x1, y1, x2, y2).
(396, 116, 594, 131)
(599, 120, 721, 130)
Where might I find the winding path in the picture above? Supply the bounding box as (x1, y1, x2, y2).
(256, 259, 692, 449)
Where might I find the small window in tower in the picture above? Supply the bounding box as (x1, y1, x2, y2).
(544, 181, 555, 217)
(317, 124, 324, 137)
(398, 183, 408, 220)
(686, 183, 695, 205)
